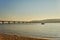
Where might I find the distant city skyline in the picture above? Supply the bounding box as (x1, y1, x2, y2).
(0, 0, 60, 21)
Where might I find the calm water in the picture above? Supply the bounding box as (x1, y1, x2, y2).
(0, 23, 60, 40)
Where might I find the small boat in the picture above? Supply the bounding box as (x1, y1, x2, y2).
(41, 23, 45, 25)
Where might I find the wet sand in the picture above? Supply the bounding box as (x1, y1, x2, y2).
(0, 33, 51, 40)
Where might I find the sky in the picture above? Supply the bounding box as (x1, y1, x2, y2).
(0, 0, 60, 21)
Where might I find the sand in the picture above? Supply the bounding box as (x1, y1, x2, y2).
(0, 33, 51, 40)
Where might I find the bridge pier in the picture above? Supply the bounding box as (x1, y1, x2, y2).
(8, 21, 10, 24)
(17, 22, 20, 23)
(2, 21, 4, 24)
(22, 22, 25, 23)
(13, 21, 16, 24)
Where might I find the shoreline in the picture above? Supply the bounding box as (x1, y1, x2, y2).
(0, 33, 51, 40)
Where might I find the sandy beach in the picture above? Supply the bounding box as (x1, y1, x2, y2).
(0, 33, 51, 40)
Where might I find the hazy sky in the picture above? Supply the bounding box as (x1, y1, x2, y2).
(0, 0, 60, 21)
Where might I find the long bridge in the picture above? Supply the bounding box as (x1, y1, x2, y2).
(0, 21, 31, 24)
(0, 21, 45, 25)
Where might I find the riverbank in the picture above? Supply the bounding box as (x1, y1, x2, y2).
(0, 33, 51, 40)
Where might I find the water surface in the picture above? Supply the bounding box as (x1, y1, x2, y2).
(0, 23, 60, 40)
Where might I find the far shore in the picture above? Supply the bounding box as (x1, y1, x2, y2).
(0, 33, 51, 40)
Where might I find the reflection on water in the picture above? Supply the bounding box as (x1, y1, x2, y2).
(0, 23, 60, 40)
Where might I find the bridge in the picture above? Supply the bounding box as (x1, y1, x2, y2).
(0, 21, 30, 24)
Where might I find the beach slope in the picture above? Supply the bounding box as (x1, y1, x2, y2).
(0, 33, 51, 40)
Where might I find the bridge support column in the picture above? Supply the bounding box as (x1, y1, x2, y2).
(2, 21, 4, 24)
(13, 21, 16, 24)
(8, 21, 10, 24)
(18, 22, 20, 23)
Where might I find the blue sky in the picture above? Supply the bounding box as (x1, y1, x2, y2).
(0, 0, 60, 21)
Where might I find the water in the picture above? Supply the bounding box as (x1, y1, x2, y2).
(0, 23, 60, 40)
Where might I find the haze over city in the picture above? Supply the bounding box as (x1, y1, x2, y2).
(0, 0, 60, 21)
